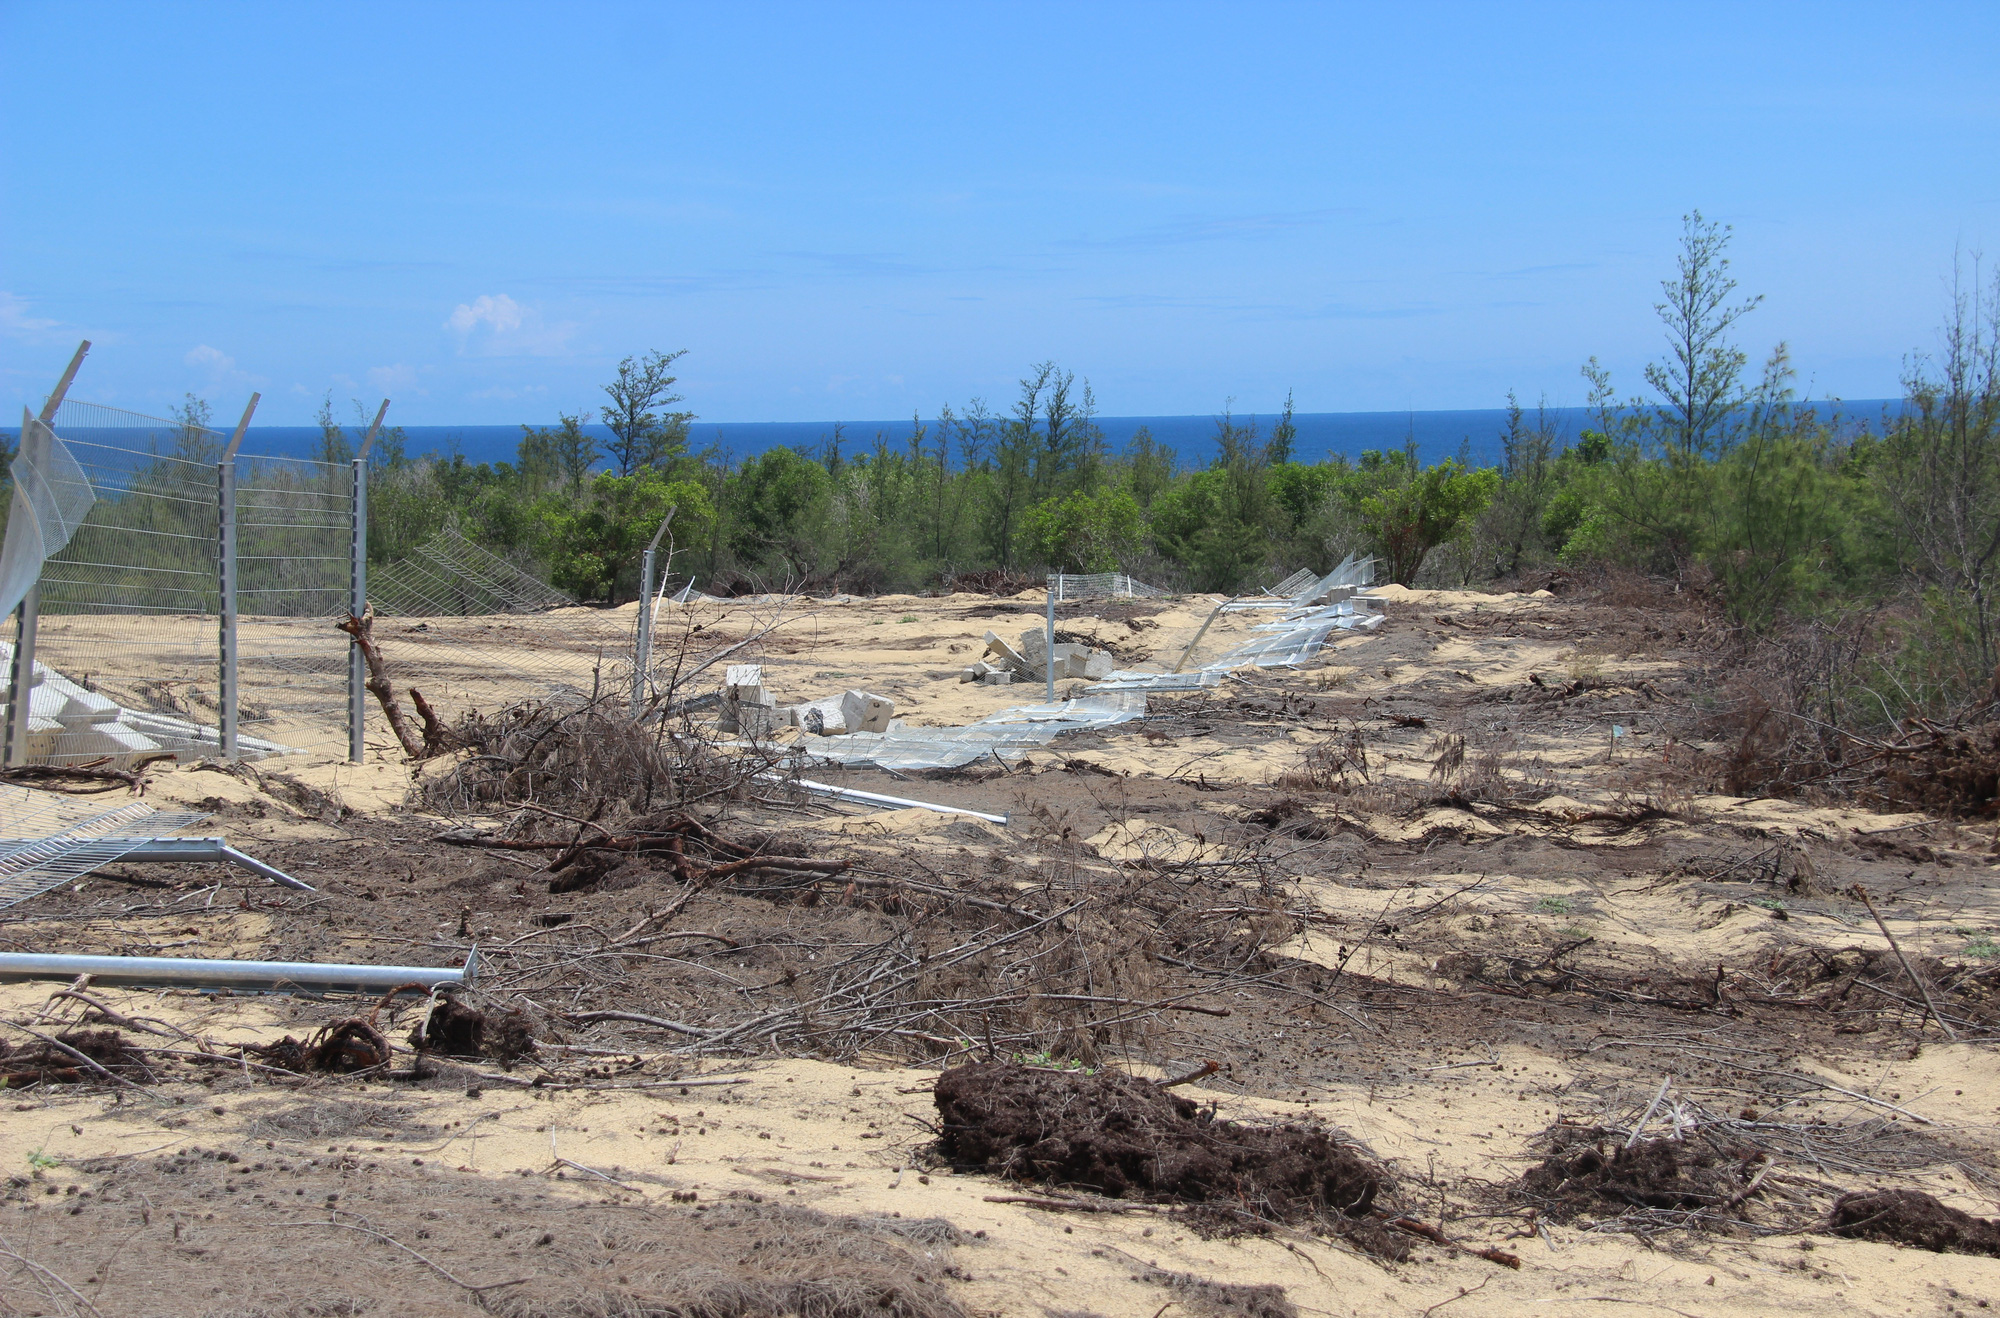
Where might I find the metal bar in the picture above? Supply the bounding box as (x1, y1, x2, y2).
(0, 835, 313, 891)
(1044, 578, 1056, 702)
(6, 416, 44, 769)
(0, 951, 468, 994)
(632, 508, 676, 714)
(348, 456, 367, 763)
(38, 341, 89, 424)
(356, 398, 389, 461)
(217, 453, 239, 760)
(780, 775, 1008, 825)
(223, 392, 259, 460)
(1171, 597, 1236, 673)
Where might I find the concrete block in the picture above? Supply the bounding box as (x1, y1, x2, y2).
(840, 689, 894, 734)
(981, 630, 1031, 675)
(981, 671, 1014, 686)
(724, 663, 764, 690)
(739, 705, 785, 738)
(1083, 651, 1114, 679)
(796, 698, 849, 736)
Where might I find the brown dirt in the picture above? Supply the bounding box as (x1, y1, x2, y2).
(1514, 1127, 1764, 1222)
(933, 1062, 1383, 1225)
(1830, 1189, 2000, 1257)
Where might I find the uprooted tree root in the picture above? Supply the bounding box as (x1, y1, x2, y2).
(249, 1019, 391, 1075)
(1513, 1125, 1767, 1226)
(1830, 1189, 2000, 1257)
(411, 996, 536, 1062)
(933, 1062, 1400, 1252)
(0, 1029, 151, 1087)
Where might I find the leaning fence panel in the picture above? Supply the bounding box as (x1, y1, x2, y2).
(22, 401, 230, 764)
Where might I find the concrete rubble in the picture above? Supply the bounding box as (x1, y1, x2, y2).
(0, 643, 288, 767)
(961, 628, 1114, 683)
(721, 663, 896, 738)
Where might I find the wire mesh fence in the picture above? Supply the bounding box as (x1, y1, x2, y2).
(27, 400, 230, 763)
(232, 452, 353, 757)
(367, 526, 639, 728)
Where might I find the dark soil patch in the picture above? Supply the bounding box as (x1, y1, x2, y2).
(1830, 1189, 2000, 1256)
(1514, 1128, 1763, 1222)
(413, 998, 536, 1062)
(0, 1028, 150, 1086)
(933, 1063, 1386, 1233)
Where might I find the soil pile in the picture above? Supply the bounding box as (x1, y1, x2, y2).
(1515, 1129, 1761, 1221)
(933, 1062, 1381, 1222)
(0, 1027, 149, 1085)
(1830, 1189, 2000, 1257)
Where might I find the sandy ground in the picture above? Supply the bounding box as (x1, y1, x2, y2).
(3, 581, 2000, 1316)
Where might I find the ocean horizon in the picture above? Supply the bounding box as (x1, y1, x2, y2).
(9, 401, 1905, 473)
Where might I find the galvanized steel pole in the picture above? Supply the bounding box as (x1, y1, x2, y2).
(632, 508, 676, 714)
(346, 402, 388, 764)
(217, 393, 257, 761)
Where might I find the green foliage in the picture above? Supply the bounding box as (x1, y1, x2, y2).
(1022, 486, 1144, 572)
(538, 468, 713, 603)
(602, 350, 692, 475)
(1357, 456, 1499, 585)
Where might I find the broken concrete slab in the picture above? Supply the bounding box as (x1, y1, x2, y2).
(840, 689, 895, 734)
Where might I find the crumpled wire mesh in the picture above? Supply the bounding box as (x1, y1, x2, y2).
(0, 783, 209, 909)
(0, 416, 95, 623)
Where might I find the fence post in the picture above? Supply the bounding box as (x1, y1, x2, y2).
(1044, 576, 1056, 704)
(346, 400, 388, 764)
(632, 508, 677, 715)
(5, 341, 89, 768)
(216, 393, 257, 762)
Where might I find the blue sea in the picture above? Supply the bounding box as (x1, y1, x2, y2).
(11, 402, 1904, 472)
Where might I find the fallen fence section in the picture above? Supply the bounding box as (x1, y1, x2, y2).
(1049, 571, 1168, 601)
(781, 775, 1009, 825)
(797, 693, 1151, 773)
(0, 950, 471, 995)
(0, 784, 212, 909)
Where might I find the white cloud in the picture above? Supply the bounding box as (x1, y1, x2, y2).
(446, 294, 524, 334)
(444, 293, 577, 357)
(0, 292, 63, 342)
(185, 344, 237, 375)
(368, 363, 421, 393)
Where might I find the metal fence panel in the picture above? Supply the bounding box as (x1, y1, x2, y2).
(231, 452, 354, 757)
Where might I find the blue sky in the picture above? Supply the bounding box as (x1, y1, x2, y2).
(2, 2, 1995, 427)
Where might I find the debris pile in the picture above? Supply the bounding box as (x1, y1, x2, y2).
(1514, 1127, 1765, 1223)
(960, 628, 1114, 684)
(1830, 1189, 2000, 1257)
(933, 1062, 1385, 1225)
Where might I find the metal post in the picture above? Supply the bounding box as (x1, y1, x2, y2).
(217, 393, 257, 762)
(632, 508, 677, 714)
(347, 456, 367, 763)
(1045, 577, 1056, 703)
(346, 402, 388, 764)
(6, 341, 89, 768)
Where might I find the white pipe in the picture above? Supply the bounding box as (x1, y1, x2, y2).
(773, 774, 1008, 825)
(0, 950, 472, 994)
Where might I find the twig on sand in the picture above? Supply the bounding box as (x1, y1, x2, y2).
(315, 1215, 531, 1295)
(1851, 884, 1959, 1041)
(1421, 1277, 1491, 1317)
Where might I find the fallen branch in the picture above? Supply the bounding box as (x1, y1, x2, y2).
(337, 607, 425, 760)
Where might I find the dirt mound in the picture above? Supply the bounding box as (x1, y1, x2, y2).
(487, 1202, 970, 1318)
(0, 1028, 150, 1085)
(413, 997, 536, 1061)
(1830, 1189, 2000, 1256)
(1514, 1128, 1763, 1222)
(932, 1062, 1382, 1226)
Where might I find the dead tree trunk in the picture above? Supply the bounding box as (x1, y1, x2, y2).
(336, 607, 425, 760)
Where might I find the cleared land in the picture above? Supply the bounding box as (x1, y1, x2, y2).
(2, 581, 1998, 1317)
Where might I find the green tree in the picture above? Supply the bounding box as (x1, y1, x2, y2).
(539, 467, 713, 603)
(1646, 210, 1763, 462)
(602, 350, 692, 475)
(726, 446, 834, 581)
(1022, 486, 1144, 573)
(519, 413, 599, 495)
(1358, 454, 1499, 585)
